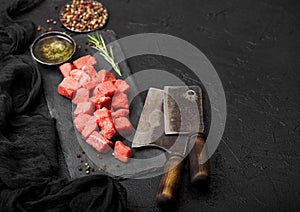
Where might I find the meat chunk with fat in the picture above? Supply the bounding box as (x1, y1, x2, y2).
(81, 116, 98, 140)
(73, 55, 97, 69)
(59, 62, 74, 77)
(93, 81, 117, 97)
(98, 69, 116, 83)
(113, 141, 132, 163)
(82, 65, 98, 79)
(73, 114, 92, 133)
(72, 87, 90, 105)
(114, 79, 130, 93)
(94, 108, 116, 139)
(86, 131, 113, 153)
(57, 77, 79, 99)
(70, 69, 91, 88)
(73, 101, 94, 117)
(114, 117, 133, 136)
(111, 109, 130, 119)
(90, 96, 111, 110)
(112, 92, 129, 109)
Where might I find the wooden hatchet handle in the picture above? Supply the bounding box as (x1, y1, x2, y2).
(156, 153, 185, 208)
(189, 133, 210, 185)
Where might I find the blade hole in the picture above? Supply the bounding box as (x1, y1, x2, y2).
(187, 90, 196, 96)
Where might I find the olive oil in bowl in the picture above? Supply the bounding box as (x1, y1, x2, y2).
(31, 31, 76, 65)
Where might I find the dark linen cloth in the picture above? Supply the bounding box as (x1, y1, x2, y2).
(0, 0, 127, 211)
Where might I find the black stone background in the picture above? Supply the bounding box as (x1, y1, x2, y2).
(3, 0, 300, 211)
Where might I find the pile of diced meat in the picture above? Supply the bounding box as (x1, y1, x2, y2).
(57, 55, 132, 163)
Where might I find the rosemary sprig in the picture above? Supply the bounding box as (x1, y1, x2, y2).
(88, 32, 122, 76)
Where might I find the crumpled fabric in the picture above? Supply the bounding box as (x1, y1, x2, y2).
(0, 0, 38, 58)
(0, 0, 127, 211)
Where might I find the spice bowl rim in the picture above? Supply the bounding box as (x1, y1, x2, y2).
(30, 31, 76, 66)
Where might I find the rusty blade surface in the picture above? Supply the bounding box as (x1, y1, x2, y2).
(164, 86, 203, 134)
(132, 88, 178, 152)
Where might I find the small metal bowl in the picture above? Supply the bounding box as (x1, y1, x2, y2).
(30, 31, 76, 65)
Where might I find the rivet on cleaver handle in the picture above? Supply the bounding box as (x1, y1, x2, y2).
(164, 86, 210, 185)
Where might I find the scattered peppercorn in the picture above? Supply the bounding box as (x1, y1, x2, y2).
(37, 25, 41, 31)
(76, 153, 81, 158)
(78, 167, 83, 171)
(48, 27, 53, 31)
(84, 162, 92, 175)
(53, 20, 57, 25)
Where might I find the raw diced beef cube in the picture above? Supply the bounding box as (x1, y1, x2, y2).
(93, 84, 105, 97)
(82, 65, 98, 79)
(111, 109, 130, 119)
(99, 119, 116, 139)
(72, 87, 90, 105)
(74, 101, 94, 117)
(73, 55, 97, 69)
(74, 114, 92, 133)
(93, 81, 117, 97)
(114, 79, 130, 93)
(94, 108, 116, 139)
(114, 117, 133, 136)
(81, 116, 98, 140)
(69, 69, 82, 81)
(94, 108, 112, 123)
(70, 69, 91, 87)
(112, 92, 129, 109)
(83, 79, 98, 91)
(113, 141, 132, 163)
(86, 131, 113, 153)
(59, 62, 73, 77)
(93, 96, 111, 110)
(98, 69, 116, 83)
(57, 77, 79, 99)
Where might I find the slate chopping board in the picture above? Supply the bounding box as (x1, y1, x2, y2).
(40, 30, 165, 179)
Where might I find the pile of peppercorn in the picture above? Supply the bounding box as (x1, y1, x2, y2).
(60, 0, 108, 32)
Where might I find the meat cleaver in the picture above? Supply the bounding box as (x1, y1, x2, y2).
(132, 86, 209, 208)
(164, 86, 210, 186)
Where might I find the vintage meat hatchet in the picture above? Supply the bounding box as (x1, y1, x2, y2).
(132, 86, 210, 208)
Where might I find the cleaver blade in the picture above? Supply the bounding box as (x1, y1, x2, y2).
(164, 86, 203, 135)
(164, 85, 210, 185)
(132, 88, 179, 152)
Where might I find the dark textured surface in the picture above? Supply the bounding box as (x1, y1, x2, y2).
(8, 0, 300, 211)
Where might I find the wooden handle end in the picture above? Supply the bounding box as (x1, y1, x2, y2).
(189, 134, 210, 186)
(156, 153, 185, 208)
